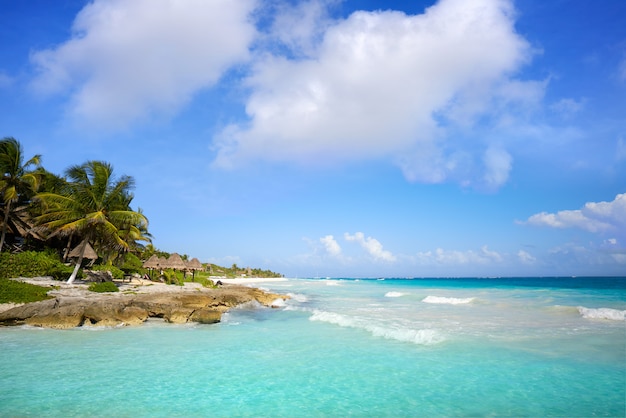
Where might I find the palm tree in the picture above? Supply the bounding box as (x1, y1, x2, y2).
(0, 137, 41, 252)
(35, 160, 148, 284)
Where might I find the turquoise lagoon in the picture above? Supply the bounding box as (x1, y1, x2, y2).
(1, 277, 625, 417)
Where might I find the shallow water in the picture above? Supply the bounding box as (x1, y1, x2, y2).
(1, 277, 624, 417)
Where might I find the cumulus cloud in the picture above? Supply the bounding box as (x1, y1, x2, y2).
(213, 0, 535, 189)
(320, 234, 342, 257)
(523, 193, 626, 234)
(267, 0, 338, 57)
(344, 232, 396, 262)
(415, 245, 503, 265)
(30, 0, 256, 130)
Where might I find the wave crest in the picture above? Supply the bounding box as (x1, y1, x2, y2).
(384, 291, 405, 298)
(309, 310, 442, 345)
(422, 295, 475, 305)
(577, 306, 625, 321)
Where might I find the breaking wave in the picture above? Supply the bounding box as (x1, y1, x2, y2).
(384, 292, 405, 298)
(309, 310, 443, 345)
(422, 295, 475, 305)
(288, 293, 309, 303)
(577, 307, 625, 321)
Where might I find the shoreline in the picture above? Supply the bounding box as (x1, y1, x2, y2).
(0, 277, 289, 328)
(215, 277, 289, 285)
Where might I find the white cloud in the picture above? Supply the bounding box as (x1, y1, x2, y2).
(523, 193, 626, 234)
(550, 98, 584, 118)
(213, 0, 534, 189)
(344, 232, 396, 262)
(517, 249, 536, 264)
(482, 146, 512, 189)
(30, 0, 257, 130)
(415, 245, 503, 265)
(320, 234, 342, 257)
(267, 0, 337, 58)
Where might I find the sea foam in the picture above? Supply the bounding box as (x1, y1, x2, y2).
(422, 295, 475, 305)
(577, 307, 625, 321)
(309, 310, 442, 345)
(384, 291, 405, 298)
(288, 293, 309, 303)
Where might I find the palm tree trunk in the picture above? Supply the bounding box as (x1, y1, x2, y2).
(67, 239, 88, 284)
(0, 201, 12, 253)
(62, 233, 74, 263)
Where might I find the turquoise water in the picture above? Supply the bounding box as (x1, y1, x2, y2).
(1, 277, 624, 417)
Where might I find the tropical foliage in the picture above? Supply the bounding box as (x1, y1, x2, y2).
(0, 138, 151, 283)
(35, 161, 149, 283)
(0, 137, 41, 252)
(0, 138, 282, 286)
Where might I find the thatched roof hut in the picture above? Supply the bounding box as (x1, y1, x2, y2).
(185, 257, 203, 281)
(68, 240, 98, 260)
(142, 254, 161, 269)
(186, 258, 203, 271)
(163, 253, 187, 271)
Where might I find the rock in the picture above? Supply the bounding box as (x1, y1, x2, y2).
(165, 307, 194, 324)
(0, 283, 289, 329)
(190, 308, 222, 324)
(85, 270, 114, 282)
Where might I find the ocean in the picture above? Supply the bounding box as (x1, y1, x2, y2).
(1, 277, 624, 417)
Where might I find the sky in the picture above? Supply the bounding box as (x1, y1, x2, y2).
(0, 0, 625, 278)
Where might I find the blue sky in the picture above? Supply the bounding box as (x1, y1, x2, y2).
(1, 0, 624, 277)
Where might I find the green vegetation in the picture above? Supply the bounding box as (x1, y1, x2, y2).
(88, 281, 119, 293)
(0, 137, 283, 296)
(0, 137, 41, 253)
(91, 264, 124, 280)
(0, 278, 52, 303)
(35, 161, 149, 284)
(206, 263, 282, 278)
(0, 251, 70, 280)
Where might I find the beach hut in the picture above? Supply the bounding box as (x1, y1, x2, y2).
(68, 240, 98, 266)
(142, 254, 161, 279)
(162, 253, 188, 281)
(186, 257, 203, 281)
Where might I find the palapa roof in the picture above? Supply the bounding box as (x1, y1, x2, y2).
(162, 253, 188, 270)
(68, 240, 98, 260)
(142, 254, 161, 269)
(186, 257, 203, 271)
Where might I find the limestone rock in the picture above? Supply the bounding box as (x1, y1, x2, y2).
(190, 308, 222, 324)
(0, 283, 288, 329)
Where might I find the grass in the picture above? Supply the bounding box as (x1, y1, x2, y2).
(0, 278, 53, 304)
(88, 281, 119, 293)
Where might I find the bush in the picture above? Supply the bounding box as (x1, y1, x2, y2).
(120, 253, 143, 274)
(88, 281, 119, 293)
(0, 251, 58, 280)
(162, 270, 183, 286)
(47, 264, 82, 281)
(0, 278, 53, 303)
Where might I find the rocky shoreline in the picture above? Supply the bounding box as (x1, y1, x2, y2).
(0, 277, 289, 329)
